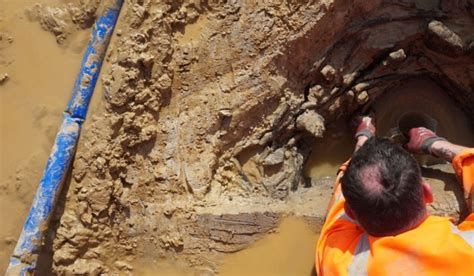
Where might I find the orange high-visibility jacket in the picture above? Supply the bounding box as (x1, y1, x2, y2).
(316, 148, 474, 275)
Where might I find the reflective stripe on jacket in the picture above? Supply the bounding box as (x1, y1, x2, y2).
(316, 148, 474, 276)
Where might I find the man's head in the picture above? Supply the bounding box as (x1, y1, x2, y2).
(341, 137, 433, 236)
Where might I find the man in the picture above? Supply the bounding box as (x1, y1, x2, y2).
(315, 116, 474, 275)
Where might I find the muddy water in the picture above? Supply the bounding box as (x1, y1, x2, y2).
(304, 120, 354, 179)
(219, 218, 317, 276)
(133, 218, 318, 276)
(0, 0, 86, 272)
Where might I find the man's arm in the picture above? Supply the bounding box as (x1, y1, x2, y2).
(405, 127, 473, 213)
(404, 127, 467, 162)
(354, 136, 369, 153)
(354, 116, 375, 153)
(325, 116, 375, 214)
(431, 140, 468, 162)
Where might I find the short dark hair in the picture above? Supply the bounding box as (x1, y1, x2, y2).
(341, 137, 425, 236)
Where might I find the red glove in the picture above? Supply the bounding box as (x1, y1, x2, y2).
(404, 127, 446, 155)
(354, 116, 376, 139)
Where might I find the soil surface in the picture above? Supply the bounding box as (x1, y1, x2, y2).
(1, 0, 474, 275)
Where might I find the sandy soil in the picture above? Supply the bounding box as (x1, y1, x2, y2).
(1, 0, 474, 275)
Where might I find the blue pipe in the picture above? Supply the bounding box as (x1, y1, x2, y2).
(7, 1, 123, 274)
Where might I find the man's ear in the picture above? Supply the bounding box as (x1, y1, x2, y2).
(344, 202, 356, 219)
(422, 180, 433, 204)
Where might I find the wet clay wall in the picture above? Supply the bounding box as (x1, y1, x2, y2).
(1, 0, 474, 274)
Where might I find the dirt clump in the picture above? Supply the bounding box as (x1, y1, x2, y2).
(26, 0, 106, 44)
(17, 0, 474, 274)
(0, 73, 9, 84)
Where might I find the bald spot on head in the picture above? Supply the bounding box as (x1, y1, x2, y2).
(358, 164, 384, 195)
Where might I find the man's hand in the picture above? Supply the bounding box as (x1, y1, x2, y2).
(354, 116, 376, 139)
(405, 127, 468, 162)
(353, 115, 376, 152)
(406, 128, 471, 212)
(404, 127, 446, 156)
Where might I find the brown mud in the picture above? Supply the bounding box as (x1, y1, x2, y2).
(1, 0, 474, 275)
(218, 217, 318, 276)
(130, 217, 318, 276)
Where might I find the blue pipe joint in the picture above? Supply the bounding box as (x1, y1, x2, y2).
(7, 115, 81, 275)
(66, 0, 123, 120)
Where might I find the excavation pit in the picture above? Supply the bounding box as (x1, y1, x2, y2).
(1, 0, 474, 274)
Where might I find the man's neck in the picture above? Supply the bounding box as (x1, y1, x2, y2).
(369, 210, 429, 237)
